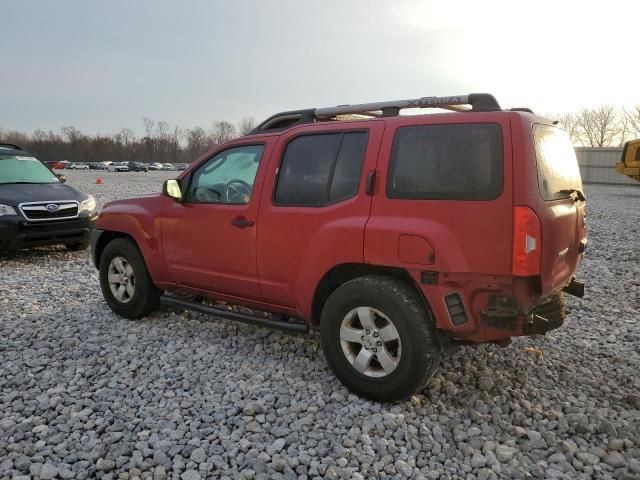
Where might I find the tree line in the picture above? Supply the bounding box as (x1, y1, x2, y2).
(549, 105, 640, 147)
(0, 117, 257, 164)
(2, 105, 640, 163)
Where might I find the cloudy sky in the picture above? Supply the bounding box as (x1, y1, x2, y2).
(2, 0, 638, 135)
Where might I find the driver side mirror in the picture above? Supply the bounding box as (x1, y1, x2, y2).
(163, 179, 183, 201)
(56, 174, 67, 183)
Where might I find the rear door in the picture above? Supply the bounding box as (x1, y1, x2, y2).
(530, 123, 586, 295)
(257, 121, 384, 313)
(365, 114, 513, 276)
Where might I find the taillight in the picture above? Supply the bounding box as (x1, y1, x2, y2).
(512, 206, 541, 276)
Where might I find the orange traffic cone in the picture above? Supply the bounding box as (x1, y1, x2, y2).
(96, 178, 104, 185)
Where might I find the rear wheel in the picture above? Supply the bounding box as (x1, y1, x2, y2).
(99, 237, 160, 319)
(320, 276, 441, 402)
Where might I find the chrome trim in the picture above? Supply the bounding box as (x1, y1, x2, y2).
(18, 200, 80, 222)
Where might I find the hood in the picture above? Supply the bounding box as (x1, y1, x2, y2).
(0, 182, 87, 206)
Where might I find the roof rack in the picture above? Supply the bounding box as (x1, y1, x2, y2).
(0, 143, 24, 151)
(252, 93, 501, 133)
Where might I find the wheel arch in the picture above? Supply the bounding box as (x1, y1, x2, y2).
(92, 230, 136, 269)
(311, 263, 432, 326)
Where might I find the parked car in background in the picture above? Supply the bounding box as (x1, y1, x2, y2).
(67, 163, 90, 170)
(46, 161, 66, 170)
(108, 162, 129, 172)
(176, 163, 188, 171)
(92, 93, 586, 402)
(0, 144, 97, 251)
(127, 162, 149, 172)
(162, 163, 175, 171)
(87, 162, 102, 170)
(97, 161, 112, 170)
(149, 162, 164, 170)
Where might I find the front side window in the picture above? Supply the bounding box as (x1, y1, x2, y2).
(387, 123, 503, 200)
(0, 155, 59, 184)
(533, 124, 583, 201)
(274, 131, 368, 206)
(187, 145, 264, 204)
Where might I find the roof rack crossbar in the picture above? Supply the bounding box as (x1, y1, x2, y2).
(252, 93, 501, 133)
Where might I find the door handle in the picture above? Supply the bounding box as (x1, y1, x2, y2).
(231, 216, 254, 229)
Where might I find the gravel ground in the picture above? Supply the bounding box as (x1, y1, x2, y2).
(1, 171, 639, 480)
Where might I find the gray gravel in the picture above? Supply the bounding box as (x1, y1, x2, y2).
(1, 170, 639, 480)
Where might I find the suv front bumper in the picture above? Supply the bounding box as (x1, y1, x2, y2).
(0, 212, 98, 250)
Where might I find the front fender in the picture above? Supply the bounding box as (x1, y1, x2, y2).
(93, 197, 171, 284)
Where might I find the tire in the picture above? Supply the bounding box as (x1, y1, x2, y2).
(320, 275, 441, 402)
(65, 240, 90, 251)
(534, 292, 565, 330)
(98, 237, 161, 319)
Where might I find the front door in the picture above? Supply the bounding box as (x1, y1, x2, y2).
(161, 142, 271, 298)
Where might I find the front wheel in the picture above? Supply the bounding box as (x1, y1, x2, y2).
(320, 276, 441, 402)
(98, 237, 161, 319)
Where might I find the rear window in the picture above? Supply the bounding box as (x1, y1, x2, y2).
(387, 123, 503, 200)
(533, 124, 583, 201)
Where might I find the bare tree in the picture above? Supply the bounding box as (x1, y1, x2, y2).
(142, 117, 156, 160)
(209, 121, 236, 145)
(61, 126, 82, 144)
(575, 106, 621, 147)
(32, 129, 48, 143)
(155, 121, 171, 162)
(186, 127, 207, 158)
(119, 128, 136, 148)
(237, 116, 257, 136)
(169, 126, 183, 161)
(554, 113, 583, 145)
(618, 113, 631, 146)
(625, 105, 640, 139)
(142, 117, 155, 138)
(61, 126, 83, 158)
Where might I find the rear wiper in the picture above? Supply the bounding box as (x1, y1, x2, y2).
(559, 188, 586, 201)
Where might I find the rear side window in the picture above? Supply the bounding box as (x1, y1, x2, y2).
(387, 123, 503, 200)
(533, 124, 583, 201)
(274, 131, 368, 206)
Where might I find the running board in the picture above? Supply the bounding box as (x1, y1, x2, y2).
(160, 295, 309, 334)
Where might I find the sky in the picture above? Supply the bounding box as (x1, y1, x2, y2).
(1, 0, 639, 136)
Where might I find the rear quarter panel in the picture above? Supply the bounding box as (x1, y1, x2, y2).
(511, 115, 585, 298)
(365, 113, 515, 336)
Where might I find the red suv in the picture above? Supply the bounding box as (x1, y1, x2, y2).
(91, 94, 586, 402)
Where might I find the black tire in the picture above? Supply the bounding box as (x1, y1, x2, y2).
(320, 275, 441, 402)
(65, 240, 90, 251)
(98, 237, 161, 319)
(534, 292, 565, 330)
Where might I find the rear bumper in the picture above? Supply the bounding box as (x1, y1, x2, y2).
(0, 212, 97, 250)
(413, 271, 582, 342)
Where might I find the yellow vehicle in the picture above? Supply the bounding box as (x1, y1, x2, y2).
(617, 139, 640, 181)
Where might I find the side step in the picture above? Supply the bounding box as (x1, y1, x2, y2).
(160, 295, 309, 334)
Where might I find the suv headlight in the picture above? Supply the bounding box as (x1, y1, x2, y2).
(79, 195, 96, 212)
(0, 204, 18, 216)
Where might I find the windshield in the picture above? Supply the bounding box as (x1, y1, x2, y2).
(533, 124, 583, 201)
(0, 155, 60, 184)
